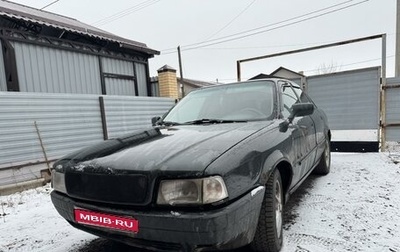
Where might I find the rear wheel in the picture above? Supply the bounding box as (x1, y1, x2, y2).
(313, 139, 331, 175)
(251, 169, 283, 252)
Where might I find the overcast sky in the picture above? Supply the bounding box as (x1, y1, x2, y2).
(8, 0, 397, 82)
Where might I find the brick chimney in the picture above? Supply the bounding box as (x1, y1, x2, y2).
(157, 65, 179, 99)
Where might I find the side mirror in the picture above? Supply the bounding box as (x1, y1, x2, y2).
(151, 116, 161, 126)
(279, 103, 314, 132)
(290, 103, 314, 118)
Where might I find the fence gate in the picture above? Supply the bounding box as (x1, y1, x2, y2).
(306, 67, 381, 152)
(385, 77, 400, 148)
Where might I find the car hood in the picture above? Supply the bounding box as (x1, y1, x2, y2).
(59, 121, 275, 174)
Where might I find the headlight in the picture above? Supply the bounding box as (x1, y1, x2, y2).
(51, 170, 67, 194)
(157, 176, 228, 206)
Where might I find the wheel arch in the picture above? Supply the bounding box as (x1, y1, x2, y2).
(275, 161, 292, 203)
(261, 150, 293, 203)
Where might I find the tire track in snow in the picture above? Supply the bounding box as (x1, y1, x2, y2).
(285, 233, 360, 251)
(282, 153, 400, 252)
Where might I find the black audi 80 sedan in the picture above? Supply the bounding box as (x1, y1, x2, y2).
(51, 78, 330, 252)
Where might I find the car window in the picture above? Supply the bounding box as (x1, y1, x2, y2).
(299, 92, 315, 104)
(281, 83, 299, 118)
(166, 94, 208, 123)
(164, 81, 275, 123)
(280, 81, 313, 118)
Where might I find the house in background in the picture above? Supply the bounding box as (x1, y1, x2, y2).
(0, 0, 158, 96)
(251, 66, 307, 90)
(150, 65, 216, 99)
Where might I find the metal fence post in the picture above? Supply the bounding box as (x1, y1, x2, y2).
(381, 34, 387, 152)
(99, 96, 108, 140)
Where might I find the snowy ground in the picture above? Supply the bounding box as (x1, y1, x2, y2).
(1, 152, 400, 252)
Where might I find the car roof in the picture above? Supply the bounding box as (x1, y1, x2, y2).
(194, 78, 299, 92)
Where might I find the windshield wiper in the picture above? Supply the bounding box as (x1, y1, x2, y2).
(182, 119, 247, 125)
(158, 121, 181, 126)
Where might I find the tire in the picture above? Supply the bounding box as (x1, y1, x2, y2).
(313, 139, 331, 175)
(251, 169, 283, 252)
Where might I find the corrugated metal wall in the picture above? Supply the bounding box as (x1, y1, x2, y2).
(7, 41, 151, 97)
(386, 77, 400, 141)
(0, 40, 6, 91)
(104, 96, 174, 139)
(0, 92, 174, 186)
(0, 92, 103, 186)
(12, 41, 102, 94)
(307, 67, 380, 131)
(101, 57, 134, 76)
(105, 78, 136, 96)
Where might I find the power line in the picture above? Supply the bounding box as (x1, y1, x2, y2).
(40, 0, 60, 10)
(191, 0, 357, 48)
(203, 0, 257, 41)
(91, 0, 161, 26)
(164, 0, 368, 53)
(92, 0, 160, 26)
(161, 0, 368, 54)
(186, 42, 339, 51)
(194, 32, 397, 51)
(161, 0, 356, 53)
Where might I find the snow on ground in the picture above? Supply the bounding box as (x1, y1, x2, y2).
(283, 153, 400, 252)
(0, 185, 95, 252)
(1, 152, 400, 252)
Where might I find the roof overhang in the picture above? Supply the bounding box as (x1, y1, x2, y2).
(0, 1, 159, 56)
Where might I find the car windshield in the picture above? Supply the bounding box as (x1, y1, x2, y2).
(163, 80, 275, 124)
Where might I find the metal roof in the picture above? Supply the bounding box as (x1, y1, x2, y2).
(270, 67, 305, 77)
(0, 0, 159, 55)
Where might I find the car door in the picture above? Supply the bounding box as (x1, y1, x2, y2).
(301, 93, 328, 161)
(280, 81, 317, 181)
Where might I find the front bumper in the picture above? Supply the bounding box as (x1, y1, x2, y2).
(51, 186, 265, 251)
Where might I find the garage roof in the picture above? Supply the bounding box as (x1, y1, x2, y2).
(0, 0, 159, 55)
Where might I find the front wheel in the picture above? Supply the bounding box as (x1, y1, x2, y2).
(251, 169, 283, 252)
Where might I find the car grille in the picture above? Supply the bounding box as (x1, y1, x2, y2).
(65, 172, 148, 205)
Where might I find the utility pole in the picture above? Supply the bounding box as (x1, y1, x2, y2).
(177, 46, 185, 97)
(396, 0, 400, 77)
